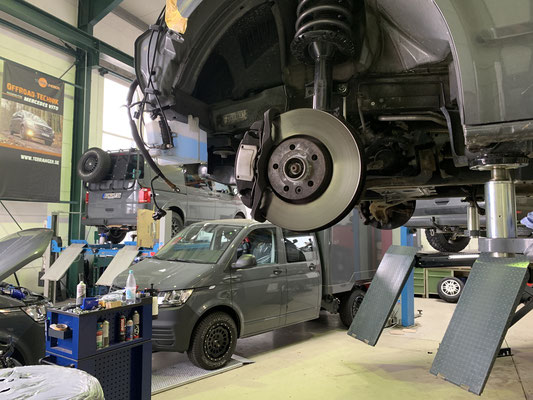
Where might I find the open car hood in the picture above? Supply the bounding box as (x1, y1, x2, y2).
(0, 229, 53, 282)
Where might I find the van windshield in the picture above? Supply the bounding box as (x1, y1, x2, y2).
(154, 224, 242, 264)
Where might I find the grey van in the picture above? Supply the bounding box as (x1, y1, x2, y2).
(78, 148, 247, 243)
(113, 216, 378, 370)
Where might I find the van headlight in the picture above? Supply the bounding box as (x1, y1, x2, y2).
(157, 289, 193, 307)
(22, 304, 47, 322)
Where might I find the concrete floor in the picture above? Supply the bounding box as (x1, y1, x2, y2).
(153, 298, 533, 400)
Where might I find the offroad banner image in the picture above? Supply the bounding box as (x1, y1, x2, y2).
(0, 59, 63, 202)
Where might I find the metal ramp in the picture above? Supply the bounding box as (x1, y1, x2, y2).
(429, 254, 529, 395)
(348, 245, 419, 346)
(151, 354, 253, 395)
(96, 245, 140, 286)
(42, 243, 85, 282)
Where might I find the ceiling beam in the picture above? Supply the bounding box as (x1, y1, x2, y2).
(78, 0, 124, 32)
(0, 0, 133, 67)
(112, 5, 149, 32)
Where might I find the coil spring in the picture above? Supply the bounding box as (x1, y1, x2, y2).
(294, 0, 353, 40)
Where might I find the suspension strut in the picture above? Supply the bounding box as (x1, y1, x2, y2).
(291, 0, 356, 111)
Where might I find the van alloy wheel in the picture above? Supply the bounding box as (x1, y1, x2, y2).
(204, 322, 231, 361)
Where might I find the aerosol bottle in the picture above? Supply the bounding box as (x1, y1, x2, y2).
(118, 314, 126, 342)
(125, 319, 133, 341)
(76, 281, 86, 306)
(125, 270, 137, 304)
(132, 311, 140, 339)
(102, 320, 110, 348)
(96, 321, 103, 349)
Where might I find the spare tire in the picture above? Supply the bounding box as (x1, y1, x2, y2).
(425, 229, 470, 253)
(77, 147, 111, 183)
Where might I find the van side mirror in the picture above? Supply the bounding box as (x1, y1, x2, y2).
(233, 254, 257, 269)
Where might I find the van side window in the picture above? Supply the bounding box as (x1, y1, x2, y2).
(238, 228, 277, 265)
(282, 230, 314, 263)
(184, 169, 207, 189)
(213, 181, 231, 194)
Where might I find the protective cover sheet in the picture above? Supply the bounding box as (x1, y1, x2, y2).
(348, 245, 419, 345)
(42, 243, 85, 281)
(430, 254, 529, 395)
(96, 245, 139, 286)
(0, 365, 104, 399)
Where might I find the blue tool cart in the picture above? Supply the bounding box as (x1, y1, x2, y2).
(45, 297, 152, 400)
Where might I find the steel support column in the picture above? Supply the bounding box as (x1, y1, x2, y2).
(400, 227, 415, 326)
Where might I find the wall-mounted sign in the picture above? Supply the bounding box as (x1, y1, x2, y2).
(0, 60, 64, 202)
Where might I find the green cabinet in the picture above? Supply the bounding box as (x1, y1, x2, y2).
(414, 268, 425, 295)
(414, 267, 470, 297)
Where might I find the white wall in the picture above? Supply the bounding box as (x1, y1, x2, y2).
(94, 13, 144, 57)
(26, 0, 78, 25)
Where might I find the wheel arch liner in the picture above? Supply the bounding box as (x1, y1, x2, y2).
(376, 0, 533, 145)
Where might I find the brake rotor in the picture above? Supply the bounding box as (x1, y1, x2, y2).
(264, 109, 364, 231)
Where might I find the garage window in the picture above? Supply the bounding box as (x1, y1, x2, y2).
(102, 76, 134, 150)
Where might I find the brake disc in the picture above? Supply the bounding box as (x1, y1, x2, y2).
(263, 108, 365, 231)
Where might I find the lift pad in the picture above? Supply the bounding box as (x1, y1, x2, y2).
(96, 245, 140, 286)
(41, 243, 85, 282)
(348, 245, 419, 346)
(430, 254, 530, 395)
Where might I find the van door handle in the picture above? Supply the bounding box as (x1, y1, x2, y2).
(309, 264, 316, 271)
(223, 276, 241, 282)
(273, 268, 283, 275)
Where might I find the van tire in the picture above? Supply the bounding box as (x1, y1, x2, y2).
(187, 312, 237, 370)
(425, 229, 470, 253)
(107, 228, 127, 244)
(171, 213, 184, 237)
(339, 288, 365, 328)
(77, 147, 111, 183)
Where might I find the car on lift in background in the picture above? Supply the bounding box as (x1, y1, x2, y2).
(9, 110, 55, 146)
(405, 197, 533, 252)
(77, 147, 247, 243)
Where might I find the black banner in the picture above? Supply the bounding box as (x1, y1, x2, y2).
(2, 61, 64, 115)
(0, 60, 64, 202)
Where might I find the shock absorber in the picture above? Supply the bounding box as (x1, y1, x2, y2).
(291, 0, 356, 111)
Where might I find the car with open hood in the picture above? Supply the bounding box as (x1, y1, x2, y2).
(0, 228, 52, 365)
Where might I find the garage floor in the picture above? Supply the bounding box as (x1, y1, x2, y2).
(153, 298, 533, 399)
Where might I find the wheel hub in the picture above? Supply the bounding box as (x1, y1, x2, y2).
(84, 157, 97, 172)
(205, 324, 230, 360)
(268, 136, 332, 203)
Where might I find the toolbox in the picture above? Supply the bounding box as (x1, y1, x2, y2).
(45, 297, 152, 400)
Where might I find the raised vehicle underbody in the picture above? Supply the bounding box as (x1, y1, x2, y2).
(132, 0, 533, 232)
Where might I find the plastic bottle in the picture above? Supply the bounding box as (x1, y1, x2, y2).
(96, 321, 103, 349)
(76, 281, 86, 306)
(132, 311, 140, 339)
(125, 319, 133, 341)
(102, 320, 109, 348)
(125, 270, 137, 304)
(118, 314, 126, 342)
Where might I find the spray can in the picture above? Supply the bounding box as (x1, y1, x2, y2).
(132, 311, 140, 339)
(76, 281, 86, 306)
(102, 320, 110, 348)
(125, 319, 133, 341)
(96, 321, 103, 349)
(118, 314, 126, 342)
